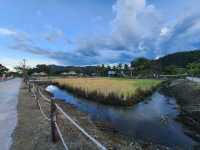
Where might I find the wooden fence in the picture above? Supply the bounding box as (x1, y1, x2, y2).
(28, 80, 107, 150)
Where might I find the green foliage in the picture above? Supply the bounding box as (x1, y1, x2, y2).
(131, 57, 151, 71)
(187, 63, 200, 76)
(0, 64, 8, 75)
(155, 50, 200, 68)
(130, 57, 152, 76)
(163, 65, 187, 75)
(130, 50, 200, 77)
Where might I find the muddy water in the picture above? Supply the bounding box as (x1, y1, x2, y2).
(47, 85, 199, 149)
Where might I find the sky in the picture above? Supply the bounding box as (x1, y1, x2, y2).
(0, 0, 200, 69)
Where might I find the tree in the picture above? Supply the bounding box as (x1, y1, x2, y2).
(164, 65, 178, 75)
(130, 57, 151, 76)
(112, 66, 116, 71)
(100, 64, 106, 76)
(124, 64, 129, 71)
(117, 63, 122, 70)
(14, 65, 34, 76)
(106, 65, 111, 71)
(0, 64, 8, 76)
(36, 64, 50, 73)
(123, 64, 129, 76)
(131, 57, 151, 70)
(187, 63, 200, 76)
(14, 66, 23, 74)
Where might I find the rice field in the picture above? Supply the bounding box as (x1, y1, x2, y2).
(53, 78, 162, 106)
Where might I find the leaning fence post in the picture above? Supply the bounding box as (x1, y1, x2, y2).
(51, 98, 59, 143)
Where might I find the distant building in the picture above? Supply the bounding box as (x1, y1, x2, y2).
(108, 70, 116, 76)
(60, 72, 68, 76)
(91, 73, 97, 76)
(61, 71, 77, 76)
(32, 72, 47, 76)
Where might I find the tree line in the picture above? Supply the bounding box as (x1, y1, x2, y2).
(12, 50, 200, 78)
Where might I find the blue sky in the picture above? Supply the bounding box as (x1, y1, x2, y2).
(0, 0, 200, 69)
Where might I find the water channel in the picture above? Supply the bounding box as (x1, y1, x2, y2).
(46, 85, 199, 149)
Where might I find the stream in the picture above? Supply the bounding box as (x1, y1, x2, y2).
(46, 85, 199, 149)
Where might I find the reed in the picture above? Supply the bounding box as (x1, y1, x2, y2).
(52, 78, 162, 106)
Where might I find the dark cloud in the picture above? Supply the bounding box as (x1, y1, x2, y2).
(159, 14, 200, 54)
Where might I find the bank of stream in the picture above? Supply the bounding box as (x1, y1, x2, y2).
(46, 85, 200, 149)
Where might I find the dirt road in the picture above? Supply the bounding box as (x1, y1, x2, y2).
(0, 78, 22, 150)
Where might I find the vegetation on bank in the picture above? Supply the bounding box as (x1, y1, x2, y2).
(53, 78, 162, 106)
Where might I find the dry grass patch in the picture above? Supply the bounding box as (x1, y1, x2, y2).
(53, 78, 162, 106)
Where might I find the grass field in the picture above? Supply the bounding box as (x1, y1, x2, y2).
(53, 78, 162, 106)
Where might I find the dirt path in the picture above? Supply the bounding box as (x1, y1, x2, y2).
(10, 82, 64, 150)
(0, 78, 21, 150)
(11, 82, 143, 150)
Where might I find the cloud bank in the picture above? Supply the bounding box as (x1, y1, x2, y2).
(5, 0, 200, 66)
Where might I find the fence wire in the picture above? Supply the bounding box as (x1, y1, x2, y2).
(30, 82, 107, 150)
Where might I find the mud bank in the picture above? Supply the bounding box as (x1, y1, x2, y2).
(161, 79, 200, 141)
(48, 84, 195, 150)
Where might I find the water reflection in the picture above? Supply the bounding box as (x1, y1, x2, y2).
(47, 85, 197, 149)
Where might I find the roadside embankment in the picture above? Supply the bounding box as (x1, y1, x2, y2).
(11, 82, 143, 150)
(161, 79, 200, 135)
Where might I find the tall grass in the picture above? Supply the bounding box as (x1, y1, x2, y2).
(53, 78, 162, 106)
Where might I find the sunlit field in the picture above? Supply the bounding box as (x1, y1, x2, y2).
(53, 78, 162, 106)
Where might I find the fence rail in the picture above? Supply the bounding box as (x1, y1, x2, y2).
(28, 81, 107, 150)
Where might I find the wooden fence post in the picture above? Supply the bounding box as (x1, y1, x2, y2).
(51, 98, 59, 143)
(28, 82, 31, 92)
(34, 85, 39, 108)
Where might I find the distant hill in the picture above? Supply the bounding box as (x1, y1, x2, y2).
(44, 64, 98, 75)
(155, 50, 200, 68)
(32, 50, 200, 76)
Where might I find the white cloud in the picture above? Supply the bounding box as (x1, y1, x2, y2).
(72, 0, 162, 60)
(110, 0, 162, 50)
(0, 28, 16, 36)
(160, 27, 169, 36)
(0, 57, 59, 71)
(6, 0, 200, 66)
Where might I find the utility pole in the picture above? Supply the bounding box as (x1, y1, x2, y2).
(22, 59, 27, 83)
